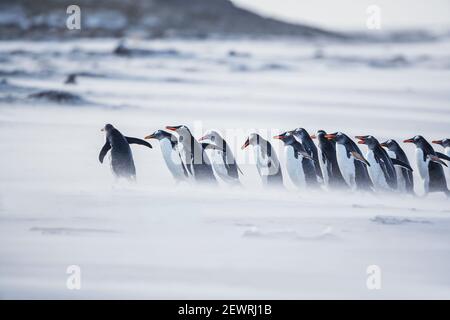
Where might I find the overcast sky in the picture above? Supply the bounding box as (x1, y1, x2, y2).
(231, 0, 450, 31)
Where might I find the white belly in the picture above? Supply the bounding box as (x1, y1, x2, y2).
(285, 146, 306, 189)
(318, 148, 329, 186)
(207, 149, 237, 184)
(336, 144, 355, 188)
(160, 139, 188, 181)
(254, 145, 270, 184)
(416, 148, 430, 193)
(415, 148, 429, 180)
(366, 150, 389, 191)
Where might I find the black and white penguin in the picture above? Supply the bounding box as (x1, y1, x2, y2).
(311, 130, 347, 189)
(404, 135, 449, 196)
(324, 132, 373, 191)
(166, 125, 217, 184)
(432, 138, 450, 183)
(273, 132, 318, 189)
(144, 130, 190, 183)
(432, 139, 450, 161)
(356, 135, 413, 192)
(99, 124, 152, 180)
(242, 133, 283, 187)
(290, 128, 323, 182)
(380, 139, 414, 194)
(199, 130, 242, 186)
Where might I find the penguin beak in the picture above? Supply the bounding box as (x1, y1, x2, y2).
(380, 142, 388, 148)
(166, 126, 178, 132)
(403, 138, 414, 143)
(199, 135, 208, 141)
(273, 135, 284, 140)
(355, 136, 366, 144)
(324, 134, 335, 141)
(144, 133, 156, 140)
(241, 138, 250, 150)
(310, 134, 316, 139)
(432, 140, 443, 146)
(101, 128, 105, 132)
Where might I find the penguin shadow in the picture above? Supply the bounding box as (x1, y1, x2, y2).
(241, 225, 338, 242)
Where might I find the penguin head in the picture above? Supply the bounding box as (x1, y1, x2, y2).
(101, 123, 114, 133)
(324, 132, 348, 144)
(380, 139, 400, 151)
(273, 132, 296, 145)
(199, 130, 222, 144)
(404, 135, 427, 148)
(432, 138, 450, 148)
(356, 135, 379, 149)
(311, 130, 327, 142)
(242, 133, 262, 149)
(145, 130, 174, 141)
(291, 128, 309, 140)
(166, 125, 191, 142)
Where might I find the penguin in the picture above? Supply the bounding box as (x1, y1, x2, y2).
(99, 124, 152, 180)
(290, 128, 323, 182)
(310, 130, 347, 189)
(380, 139, 415, 194)
(432, 138, 450, 182)
(199, 130, 242, 186)
(404, 135, 449, 196)
(242, 133, 283, 187)
(356, 135, 413, 192)
(273, 131, 318, 189)
(432, 139, 450, 161)
(166, 125, 217, 184)
(324, 132, 373, 191)
(144, 130, 190, 183)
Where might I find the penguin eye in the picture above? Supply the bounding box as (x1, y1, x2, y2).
(211, 136, 215, 142)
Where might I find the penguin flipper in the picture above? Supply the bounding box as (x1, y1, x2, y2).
(350, 151, 370, 167)
(298, 150, 315, 161)
(436, 152, 450, 162)
(391, 158, 413, 171)
(125, 136, 152, 149)
(99, 141, 111, 163)
(428, 155, 448, 167)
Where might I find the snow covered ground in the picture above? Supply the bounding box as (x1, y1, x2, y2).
(0, 38, 449, 299)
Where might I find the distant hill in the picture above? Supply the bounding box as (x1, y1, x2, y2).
(0, 0, 345, 40)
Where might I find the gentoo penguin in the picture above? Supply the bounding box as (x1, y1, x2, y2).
(325, 132, 373, 191)
(290, 128, 323, 182)
(273, 132, 318, 189)
(199, 130, 242, 186)
(166, 125, 217, 184)
(356, 135, 413, 192)
(144, 130, 189, 183)
(99, 124, 152, 180)
(380, 139, 414, 194)
(311, 130, 347, 189)
(432, 139, 450, 161)
(432, 138, 450, 182)
(404, 135, 449, 196)
(242, 133, 283, 187)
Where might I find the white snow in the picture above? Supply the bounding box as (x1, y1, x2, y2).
(0, 38, 450, 299)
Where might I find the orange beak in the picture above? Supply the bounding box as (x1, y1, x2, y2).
(324, 134, 336, 140)
(166, 126, 177, 131)
(310, 134, 317, 139)
(273, 135, 284, 140)
(144, 134, 155, 140)
(404, 139, 414, 143)
(241, 138, 250, 150)
(380, 142, 387, 147)
(432, 140, 443, 146)
(355, 136, 366, 144)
